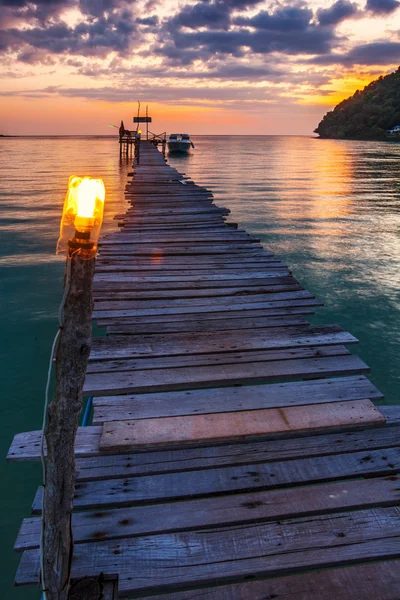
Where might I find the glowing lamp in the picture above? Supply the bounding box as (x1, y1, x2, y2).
(57, 175, 105, 258)
(138, 129, 142, 134)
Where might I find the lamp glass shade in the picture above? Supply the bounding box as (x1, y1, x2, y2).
(57, 175, 105, 257)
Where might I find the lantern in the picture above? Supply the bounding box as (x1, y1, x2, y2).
(57, 176, 105, 258)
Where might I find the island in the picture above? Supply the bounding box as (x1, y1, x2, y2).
(314, 66, 400, 140)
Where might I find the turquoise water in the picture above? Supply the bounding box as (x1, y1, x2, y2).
(1, 136, 399, 597)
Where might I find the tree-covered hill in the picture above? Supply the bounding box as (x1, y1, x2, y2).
(314, 67, 400, 140)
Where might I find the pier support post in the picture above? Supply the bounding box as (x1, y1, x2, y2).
(42, 252, 95, 600)
(42, 175, 105, 600)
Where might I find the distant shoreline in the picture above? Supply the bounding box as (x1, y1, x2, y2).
(0, 134, 316, 138)
(316, 134, 400, 142)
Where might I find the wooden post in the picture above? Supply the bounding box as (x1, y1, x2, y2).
(42, 252, 95, 600)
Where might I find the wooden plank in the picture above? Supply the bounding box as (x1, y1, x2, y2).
(93, 290, 312, 306)
(98, 255, 276, 264)
(95, 263, 286, 273)
(14, 476, 399, 550)
(99, 234, 257, 244)
(92, 298, 322, 319)
(121, 206, 229, 214)
(98, 246, 265, 256)
(73, 422, 400, 482)
(97, 277, 293, 291)
(8, 415, 400, 467)
(381, 405, 400, 425)
(101, 234, 260, 244)
(93, 279, 295, 293)
(119, 223, 231, 230)
(100, 240, 261, 249)
(83, 354, 370, 395)
(93, 271, 291, 283)
(15, 507, 400, 592)
(87, 346, 350, 375)
(7, 427, 103, 462)
(97, 257, 277, 266)
(106, 314, 309, 335)
(96, 306, 317, 328)
(93, 284, 302, 302)
(99, 400, 385, 451)
(32, 446, 399, 512)
(93, 284, 302, 301)
(89, 325, 356, 361)
(140, 561, 400, 600)
(91, 374, 383, 423)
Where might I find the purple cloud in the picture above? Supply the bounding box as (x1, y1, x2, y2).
(312, 41, 400, 65)
(317, 0, 359, 25)
(366, 0, 400, 13)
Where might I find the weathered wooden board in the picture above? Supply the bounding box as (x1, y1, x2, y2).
(99, 246, 265, 256)
(121, 206, 229, 215)
(99, 400, 385, 451)
(92, 297, 322, 319)
(95, 263, 286, 274)
(94, 269, 291, 281)
(93, 284, 302, 302)
(93, 291, 316, 312)
(140, 561, 400, 600)
(93, 298, 322, 322)
(93, 279, 295, 295)
(15, 508, 400, 592)
(83, 354, 370, 395)
(120, 223, 231, 230)
(87, 346, 350, 376)
(73, 421, 400, 481)
(7, 427, 103, 462)
(99, 234, 257, 244)
(98, 255, 276, 265)
(7, 413, 400, 466)
(105, 314, 309, 335)
(89, 325, 356, 361)
(96, 305, 317, 328)
(14, 476, 399, 550)
(93, 271, 292, 284)
(32, 447, 399, 512)
(91, 374, 382, 423)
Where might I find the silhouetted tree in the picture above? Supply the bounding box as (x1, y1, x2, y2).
(314, 67, 400, 140)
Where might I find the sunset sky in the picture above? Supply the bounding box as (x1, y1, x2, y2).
(0, 0, 399, 135)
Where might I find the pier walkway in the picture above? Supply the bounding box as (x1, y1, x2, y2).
(8, 141, 400, 598)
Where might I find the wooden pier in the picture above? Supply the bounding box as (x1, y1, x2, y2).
(8, 141, 400, 598)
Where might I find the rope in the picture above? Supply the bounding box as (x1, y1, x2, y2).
(39, 256, 72, 599)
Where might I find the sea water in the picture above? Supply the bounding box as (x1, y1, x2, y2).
(1, 135, 399, 598)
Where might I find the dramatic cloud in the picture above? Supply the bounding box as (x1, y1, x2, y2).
(0, 0, 141, 60)
(0, 82, 281, 103)
(313, 41, 400, 65)
(0, 0, 74, 25)
(234, 6, 315, 31)
(167, 2, 231, 30)
(220, 0, 261, 7)
(157, 4, 338, 66)
(366, 0, 400, 13)
(317, 0, 359, 25)
(136, 15, 158, 26)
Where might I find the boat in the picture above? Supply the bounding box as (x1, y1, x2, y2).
(167, 133, 194, 153)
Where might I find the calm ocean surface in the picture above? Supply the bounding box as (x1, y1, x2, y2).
(1, 135, 399, 597)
